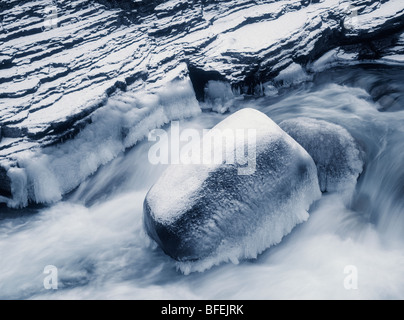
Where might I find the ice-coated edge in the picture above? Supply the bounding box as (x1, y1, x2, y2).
(2, 79, 201, 208)
(176, 186, 317, 275)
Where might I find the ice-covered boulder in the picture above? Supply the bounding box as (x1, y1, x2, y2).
(280, 118, 363, 195)
(144, 108, 321, 272)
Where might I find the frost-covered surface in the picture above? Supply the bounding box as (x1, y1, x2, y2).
(144, 109, 321, 273)
(0, 0, 403, 206)
(3, 79, 201, 207)
(280, 118, 363, 198)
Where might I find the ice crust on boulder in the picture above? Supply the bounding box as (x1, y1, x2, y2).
(280, 117, 363, 196)
(144, 108, 321, 273)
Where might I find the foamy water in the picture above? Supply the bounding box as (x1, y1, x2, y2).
(1, 65, 404, 299)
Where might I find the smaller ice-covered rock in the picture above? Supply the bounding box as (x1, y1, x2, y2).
(144, 108, 321, 273)
(280, 117, 363, 195)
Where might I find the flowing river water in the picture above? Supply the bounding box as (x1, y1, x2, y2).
(1, 64, 404, 299)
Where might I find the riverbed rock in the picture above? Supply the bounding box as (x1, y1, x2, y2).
(144, 108, 321, 267)
(280, 117, 363, 195)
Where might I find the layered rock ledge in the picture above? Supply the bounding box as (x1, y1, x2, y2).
(0, 0, 403, 206)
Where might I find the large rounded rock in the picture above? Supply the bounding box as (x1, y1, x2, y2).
(144, 108, 321, 271)
(280, 117, 363, 195)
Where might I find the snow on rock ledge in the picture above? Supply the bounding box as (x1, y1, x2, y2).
(0, 0, 402, 206)
(280, 117, 364, 198)
(144, 108, 321, 273)
(1, 79, 201, 208)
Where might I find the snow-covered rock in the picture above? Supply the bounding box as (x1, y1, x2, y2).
(0, 0, 402, 206)
(144, 108, 321, 272)
(280, 118, 364, 197)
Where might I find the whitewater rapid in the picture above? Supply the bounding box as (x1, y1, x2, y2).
(1, 65, 404, 299)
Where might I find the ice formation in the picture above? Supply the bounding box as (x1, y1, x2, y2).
(280, 117, 364, 197)
(203, 81, 235, 113)
(144, 108, 321, 273)
(1, 79, 201, 208)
